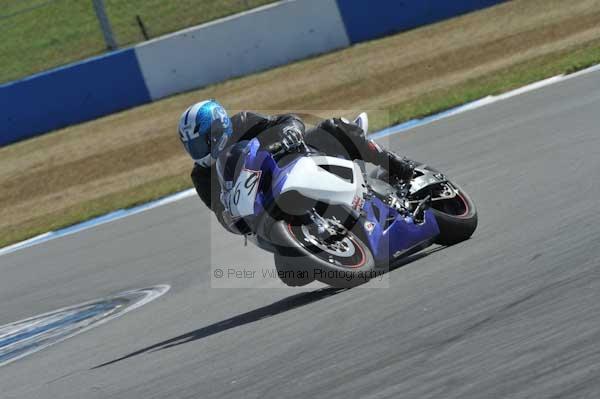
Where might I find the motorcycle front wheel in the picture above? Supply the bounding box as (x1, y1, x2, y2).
(269, 220, 378, 288)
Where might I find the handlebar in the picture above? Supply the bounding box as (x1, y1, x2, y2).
(267, 142, 283, 153)
(267, 140, 311, 158)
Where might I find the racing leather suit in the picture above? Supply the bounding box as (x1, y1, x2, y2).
(191, 112, 412, 233)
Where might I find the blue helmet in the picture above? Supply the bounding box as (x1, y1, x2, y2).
(178, 100, 233, 161)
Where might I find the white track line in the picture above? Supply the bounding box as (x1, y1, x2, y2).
(0, 285, 170, 367)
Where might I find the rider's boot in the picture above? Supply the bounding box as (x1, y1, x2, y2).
(365, 140, 415, 184)
(382, 151, 415, 183)
(352, 112, 414, 183)
(309, 114, 415, 183)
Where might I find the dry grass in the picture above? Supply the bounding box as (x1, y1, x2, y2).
(2, 0, 600, 247)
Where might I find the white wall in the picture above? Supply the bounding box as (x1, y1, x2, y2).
(135, 0, 350, 100)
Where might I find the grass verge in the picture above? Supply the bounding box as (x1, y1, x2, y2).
(1, 174, 192, 248)
(381, 41, 600, 131)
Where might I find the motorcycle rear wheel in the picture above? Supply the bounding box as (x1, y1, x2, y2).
(431, 186, 478, 245)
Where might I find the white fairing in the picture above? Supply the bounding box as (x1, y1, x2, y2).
(281, 156, 366, 207)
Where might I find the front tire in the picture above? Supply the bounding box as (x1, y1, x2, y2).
(274, 254, 315, 287)
(270, 220, 378, 288)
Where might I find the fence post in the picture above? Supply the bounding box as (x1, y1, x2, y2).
(91, 0, 117, 50)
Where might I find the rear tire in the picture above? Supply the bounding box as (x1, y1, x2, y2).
(368, 163, 478, 245)
(431, 188, 478, 245)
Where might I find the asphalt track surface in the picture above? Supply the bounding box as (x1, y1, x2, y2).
(2, 71, 600, 399)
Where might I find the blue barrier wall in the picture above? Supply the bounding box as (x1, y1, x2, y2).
(336, 0, 506, 44)
(1, 0, 507, 146)
(0, 48, 150, 146)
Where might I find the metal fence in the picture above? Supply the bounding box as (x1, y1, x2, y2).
(0, 0, 275, 84)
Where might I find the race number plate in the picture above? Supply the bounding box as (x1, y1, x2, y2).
(230, 169, 261, 218)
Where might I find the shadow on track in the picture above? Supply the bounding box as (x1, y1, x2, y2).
(91, 287, 345, 369)
(92, 246, 442, 370)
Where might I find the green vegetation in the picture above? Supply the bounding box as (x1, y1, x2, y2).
(1, 174, 192, 248)
(0, 0, 275, 83)
(381, 42, 600, 132)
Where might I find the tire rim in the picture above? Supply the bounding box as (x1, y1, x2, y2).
(432, 191, 470, 218)
(288, 223, 366, 268)
(300, 225, 356, 257)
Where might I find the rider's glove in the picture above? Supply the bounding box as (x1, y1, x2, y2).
(281, 125, 304, 152)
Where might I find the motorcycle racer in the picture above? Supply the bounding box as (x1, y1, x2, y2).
(177, 99, 414, 233)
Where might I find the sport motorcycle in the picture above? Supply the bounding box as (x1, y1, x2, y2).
(218, 118, 478, 287)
